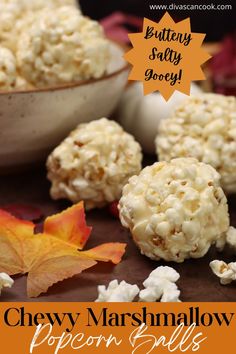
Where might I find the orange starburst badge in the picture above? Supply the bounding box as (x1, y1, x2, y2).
(124, 12, 211, 100)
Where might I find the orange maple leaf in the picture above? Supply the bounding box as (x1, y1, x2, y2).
(0, 202, 126, 297)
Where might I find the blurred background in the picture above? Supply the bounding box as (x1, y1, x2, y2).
(80, 0, 235, 96)
(80, 0, 235, 42)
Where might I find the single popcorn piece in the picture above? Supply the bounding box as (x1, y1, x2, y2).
(119, 158, 229, 262)
(47, 118, 142, 210)
(156, 94, 236, 194)
(95, 280, 140, 302)
(0, 46, 17, 90)
(16, 6, 109, 87)
(139, 266, 181, 302)
(144, 266, 180, 283)
(0, 273, 14, 295)
(210, 260, 236, 285)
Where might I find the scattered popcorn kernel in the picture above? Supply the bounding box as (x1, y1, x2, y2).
(119, 158, 229, 262)
(144, 266, 180, 283)
(139, 266, 181, 302)
(210, 260, 236, 285)
(156, 94, 236, 194)
(95, 279, 140, 302)
(47, 118, 142, 210)
(0, 273, 14, 295)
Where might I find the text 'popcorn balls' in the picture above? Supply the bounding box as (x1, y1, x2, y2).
(156, 93, 236, 194)
(119, 158, 229, 262)
(47, 118, 143, 210)
(16, 6, 109, 88)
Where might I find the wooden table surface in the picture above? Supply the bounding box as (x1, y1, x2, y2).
(0, 161, 236, 302)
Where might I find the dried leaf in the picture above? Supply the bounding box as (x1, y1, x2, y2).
(83, 243, 127, 264)
(0, 204, 126, 297)
(27, 254, 96, 298)
(44, 202, 91, 249)
(0, 210, 35, 275)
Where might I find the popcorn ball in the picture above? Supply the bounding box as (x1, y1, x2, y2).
(0, 46, 17, 90)
(17, 6, 109, 87)
(47, 118, 142, 210)
(0, 0, 79, 52)
(119, 158, 229, 262)
(156, 94, 236, 193)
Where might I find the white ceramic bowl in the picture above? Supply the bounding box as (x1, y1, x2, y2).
(0, 42, 129, 172)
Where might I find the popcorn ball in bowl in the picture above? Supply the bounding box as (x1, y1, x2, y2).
(16, 6, 109, 87)
(0, 1, 76, 50)
(156, 94, 236, 194)
(119, 158, 229, 262)
(0, 1, 129, 170)
(47, 118, 142, 210)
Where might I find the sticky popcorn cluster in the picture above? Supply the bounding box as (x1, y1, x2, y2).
(119, 158, 229, 262)
(0, 1, 109, 90)
(47, 118, 142, 210)
(156, 94, 236, 193)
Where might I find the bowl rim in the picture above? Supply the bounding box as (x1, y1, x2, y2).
(0, 42, 130, 96)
